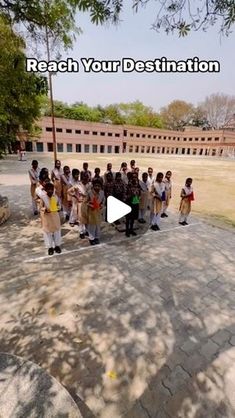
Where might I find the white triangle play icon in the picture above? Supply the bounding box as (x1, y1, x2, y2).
(107, 196, 132, 223)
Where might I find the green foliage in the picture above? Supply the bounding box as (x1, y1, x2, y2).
(43, 99, 164, 128)
(0, 16, 48, 156)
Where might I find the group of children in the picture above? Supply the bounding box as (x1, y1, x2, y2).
(28, 159, 194, 255)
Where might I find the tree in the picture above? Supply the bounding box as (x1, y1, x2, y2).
(160, 100, 195, 130)
(0, 0, 123, 49)
(119, 101, 163, 128)
(133, 0, 235, 36)
(0, 16, 47, 157)
(1, 1, 234, 46)
(200, 93, 235, 129)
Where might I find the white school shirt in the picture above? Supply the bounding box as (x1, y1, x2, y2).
(152, 181, 165, 198)
(182, 185, 193, 196)
(139, 181, 148, 192)
(51, 168, 63, 181)
(28, 168, 40, 185)
(164, 178, 172, 192)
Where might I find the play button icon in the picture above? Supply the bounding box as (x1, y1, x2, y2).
(107, 196, 132, 223)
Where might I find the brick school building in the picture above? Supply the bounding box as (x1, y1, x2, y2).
(18, 116, 235, 158)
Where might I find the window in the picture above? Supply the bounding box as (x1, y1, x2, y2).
(92, 131, 98, 135)
(108, 145, 112, 153)
(212, 149, 216, 156)
(183, 138, 187, 141)
(201, 138, 205, 141)
(84, 144, 90, 153)
(171, 148, 174, 154)
(136, 134, 140, 138)
(158, 136, 161, 139)
(189, 138, 193, 141)
(199, 149, 203, 155)
(56, 128, 63, 133)
(148, 135, 151, 139)
(177, 137, 180, 141)
(153, 135, 156, 139)
(168, 137, 171, 140)
(208, 137, 212, 141)
(130, 133, 134, 137)
(141, 146, 145, 153)
(195, 138, 199, 141)
(175, 148, 179, 154)
(84, 130, 89, 135)
(182, 148, 185, 154)
(152, 146, 155, 153)
(193, 148, 197, 155)
(135, 145, 139, 152)
(75, 129, 81, 134)
(114, 146, 120, 154)
(66, 129, 72, 134)
(36, 142, 43, 152)
(166, 147, 170, 154)
(115, 133, 120, 137)
(162, 147, 165, 154)
(173, 137, 176, 141)
(25, 142, 32, 152)
(76, 144, 81, 153)
(164, 136, 166, 140)
(129, 145, 133, 153)
(47, 143, 53, 152)
(46, 127, 52, 132)
(142, 134, 146, 138)
(215, 137, 219, 141)
(92, 145, 97, 153)
(157, 147, 161, 153)
(67, 144, 72, 152)
(108, 133, 113, 137)
(57, 143, 63, 152)
(146, 146, 150, 153)
(100, 145, 105, 153)
(124, 130, 127, 137)
(100, 132, 105, 136)
(187, 148, 191, 155)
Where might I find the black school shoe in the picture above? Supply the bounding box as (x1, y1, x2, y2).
(80, 233, 85, 239)
(48, 248, 54, 256)
(94, 238, 100, 244)
(183, 221, 188, 225)
(54, 246, 62, 254)
(89, 240, 96, 245)
(130, 230, 137, 236)
(179, 222, 185, 226)
(125, 231, 130, 237)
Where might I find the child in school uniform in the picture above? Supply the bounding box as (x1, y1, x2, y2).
(150, 172, 165, 231)
(125, 172, 141, 237)
(138, 172, 149, 223)
(93, 168, 104, 187)
(80, 162, 92, 182)
(40, 182, 62, 255)
(51, 160, 63, 201)
(61, 166, 72, 220)
(120, 162, 129, 185)
(28, 160, 40, 215)
(67, 169, 80, 226)
(87, 179, 104, 245)
(179, 178, 194, 226)
(162, 170, 172, 218)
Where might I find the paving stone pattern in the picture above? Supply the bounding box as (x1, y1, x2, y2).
(0, 179, 235, 417)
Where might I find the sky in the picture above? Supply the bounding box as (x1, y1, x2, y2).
(50, 1, 235, 112)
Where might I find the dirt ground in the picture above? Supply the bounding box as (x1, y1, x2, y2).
(1, 152, 235, 227)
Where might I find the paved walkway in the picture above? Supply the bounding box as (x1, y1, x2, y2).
(0, 353, 82, 417)
(0, 176, 235, 417)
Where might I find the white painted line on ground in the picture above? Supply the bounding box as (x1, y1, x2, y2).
(24, 222, 202, 263)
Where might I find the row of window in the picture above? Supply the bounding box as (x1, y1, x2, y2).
(128, 145, 220, 156)
(45, 126, 221, 142)
(36, 142, 120, 153)
(45, 127, 121, 137)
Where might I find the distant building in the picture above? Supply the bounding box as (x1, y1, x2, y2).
(17, 116, 235, 158)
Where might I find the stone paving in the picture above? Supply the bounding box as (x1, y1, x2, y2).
(0, 164, 235, 417)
